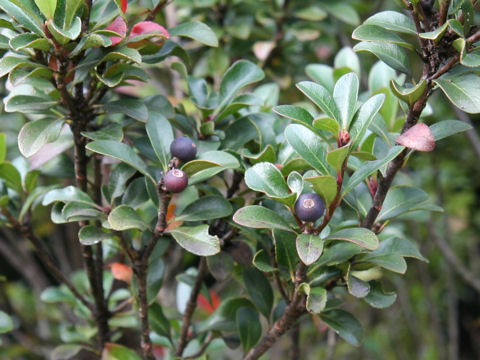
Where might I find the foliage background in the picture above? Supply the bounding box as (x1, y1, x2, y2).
(0, 0, 479, 359)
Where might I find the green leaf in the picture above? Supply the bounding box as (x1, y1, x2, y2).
(320, 310, 363, 346)
(376, 186, 429, 222)
(327, 145, 350, 173)
(313, 116, 340, 135)
(108, 205, 149, 231)
(430, 120, 472, 141)
(306, 64, 334, 92)
(51, 344, 83, 360)
(273, 230, 299, 278)
(363, 11, 416, 35)
(101, 343, 142, 360)
(306, 287, 327, 314)
(182, 151, 240, 185)
(354, 42, 410, 74)
(252, 250, 277, 272)
(296, 234, 324, 266)
(47, 16, 82, 44)
(146, 111, 173, 171)
(0, 162, 22, 193)
(43, 186, 95, 207)
(0, 0, 44, 35)
(245, 162, 295, 206)
(216, 60, 265, 115)
(273, 105, 315, 130)
(243, 268, 273, 318)
(305, 175, 337, 206)
(242, 145, 276, 164)
(233, 206, 294, 232)
(296, 81, 340, 122)
(78, 225, 113, 246)
(34, 0, 57, 19)
(352, 24, 414, 49)
(101, 47, 142, 65)
(82, 124, 123, 142)
(0, 310, 13, 333)
(86, 140, 154, 184)
(433, 71, 480, 114)
(170, 225, 220, 256)
(4, 95, 57, 113)
(349, 94, 385, 149)
(347, 266, 370, 298)
(236, 307, 261, 351)
(149, 303, 170, 338)
(390, 79, 427, 105)
(333, 72, 359, 129)
(343, 145, 404, 195)
(359, 237, 426, 274)
(419, 22, 449, 40)
(63, 202, 102, 222)
(285, 124, 330, 175)
(103, 99, 148, 122)
(364, 281, 397, 308)
(287, 171, 303, 196)
(0, 133, 5, 162)
(176, 195, 233, 221)
(18, 119, 64, 157)
(9, 33, 50, 51)
(319, 1, 359, 26)
(325, 227, 379, 250)
(169, 21, 218, 47)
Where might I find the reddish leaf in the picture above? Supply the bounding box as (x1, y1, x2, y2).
(110, 262, 133, 283)
(165, 202, 183, 231)
(196, 290, 221, 314)
(130, 21, 169, 39)
(106, 16, 127, 46)
(121, 0, 128, 13)
(395, 123, 435, 152)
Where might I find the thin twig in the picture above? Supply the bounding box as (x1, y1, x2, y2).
(175, 257, 208, 357)
(146, 0, 170, 21)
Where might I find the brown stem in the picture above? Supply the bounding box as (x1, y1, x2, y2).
(244, 263, 307, 360)
(135, 261, 155, 360)
(146, 0, 170, 21)
(175, 257, 208, 357)
(289, 323, 300, 360)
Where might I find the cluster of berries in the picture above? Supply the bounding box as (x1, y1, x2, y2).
(164, 137, 196, 193)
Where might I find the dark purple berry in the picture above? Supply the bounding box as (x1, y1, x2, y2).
(294, 193, 325, 222)
(164, 169, 188, 193)
(170, 136, 197, 162)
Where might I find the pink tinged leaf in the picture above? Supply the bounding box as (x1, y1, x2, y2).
(29, 125, 73, 169)
(121, 0, 128, 13)
(106, 16, 127, 46)
(130, 21, 170, 42)
(395, 123, 435, 152)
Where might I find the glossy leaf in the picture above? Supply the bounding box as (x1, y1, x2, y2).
(146, 111, 173, 171)
(325, 227, 379, 250)
(170, 225, 220, 256)
(306, 287, 327, 314)
(327, 144, 350, 173)
(86, 140, 154, 184)
(343, 145, 404, 194)
(349, 94, 385, 149)
(103, 100, 148, 122)
(296, 234, 324, 265)
(285, 124, 330, 175)
(43, 186, 95, 207)
(79, 225, 112, 246)
(169, 21, 218, 47)
(433, 71, 480, 114)
(354, 42, 410, 74)
(320, 310, 363, 346)
(352, 24, 414, 49)
(108, 205, 149, 231)
(0, 162, 22, 193)
(363, 11, 416, 35)
(176, 195, 233, 221)
(233, 206, 294, 232)
(430, 120, 472, 141)
(333, 72, 359, 129)
(364, 281, 397, 308)
(236, 307, 261, 351)
(34, 0, 57, 19)
(347, 268, 370, 298)
(149, 303, 170, 338)
(243, 268, 273, 318)
(273, 105, 315, 129)
(0, 0, 44, 35)
(296, 81, 340, 122)
(18, 119, 64, 157)
(390, 79, 427, 105)
(377, 186, 429, 222)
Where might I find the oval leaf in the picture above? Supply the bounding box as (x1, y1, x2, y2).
(325, 227, 379, 250)
(169, 225, 220, 256)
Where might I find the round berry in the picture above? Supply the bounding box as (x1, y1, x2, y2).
(170, 136, 197, 162)
(164, 169, 188, 193)
(294, 193, 325, 222)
